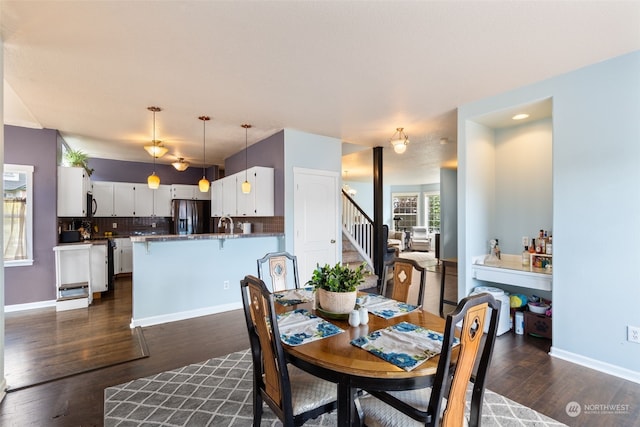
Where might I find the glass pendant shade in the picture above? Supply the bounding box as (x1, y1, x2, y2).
(148, 172, 160, 189)
(390, 127, 409, 154)
(144, 141, 168, 158)
(199, 177, 210, 193)
(242, 180, 251, 194)
(172, 158, 189, 171)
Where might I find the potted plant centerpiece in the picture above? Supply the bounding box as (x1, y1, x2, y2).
(308, 262, 366, 314)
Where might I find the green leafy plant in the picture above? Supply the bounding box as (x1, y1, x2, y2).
(64, 149, 94, 176)
(307, 262, 366, 293)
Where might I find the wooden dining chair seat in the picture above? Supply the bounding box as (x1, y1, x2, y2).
(240, 275, 337, 426)
(381, 257, 427, 307)
(257, 251, 301, 292)
(359, 292, 501, 427)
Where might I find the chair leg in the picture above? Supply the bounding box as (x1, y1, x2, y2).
(253, 389, 263, 427)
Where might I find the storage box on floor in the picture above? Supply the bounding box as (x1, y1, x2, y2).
(469, 286, 510, 336)
(524, 311, 552, 339)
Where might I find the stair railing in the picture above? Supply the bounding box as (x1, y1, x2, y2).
(342, 190, 374, 268)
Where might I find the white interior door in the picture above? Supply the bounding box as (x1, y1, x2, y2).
(294, 168, 339, 283)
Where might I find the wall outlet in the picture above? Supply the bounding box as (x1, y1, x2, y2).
(112, 222, 117, 229)
(223, 280, 229, 290)
(628, 325, 640, 344)
(151, 222, 156, 228)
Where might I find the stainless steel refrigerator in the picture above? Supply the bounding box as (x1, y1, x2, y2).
(171, 199, 210, 234)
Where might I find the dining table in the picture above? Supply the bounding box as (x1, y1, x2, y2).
(275, 294, 452, 427)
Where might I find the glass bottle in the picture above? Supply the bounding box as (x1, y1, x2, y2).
(522, 246, 530, 266)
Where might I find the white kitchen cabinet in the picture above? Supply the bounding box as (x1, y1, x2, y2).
(171, 184, 211, 200)
(92, 181, 115, 217)
(57, 166, 90, 217)
(219, 175, 238, 216)
(154, 184, 172, 217)
(236, 166, 274, 216)
(113, 183, 135, 216)
(90, 243, 108, 292)
(114, 238, 133, 274)
(211, 179, 224, 217)
(132, 184, 154, 217)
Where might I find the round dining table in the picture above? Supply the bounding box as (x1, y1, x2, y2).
(276, 302, 450, 427)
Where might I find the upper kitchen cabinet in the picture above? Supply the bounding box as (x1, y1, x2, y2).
(57, 166, 90, 217)
(153, 184, 172, 217)
(236, 166, 274, 216)
(171, 184, 211, 201)
(211, 175, 237, 217)
(93, 181, 171, 217)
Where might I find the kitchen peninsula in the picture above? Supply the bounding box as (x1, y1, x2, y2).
(129, 232, 284, 327)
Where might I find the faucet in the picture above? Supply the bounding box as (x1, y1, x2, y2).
(217, 215, 234, 234)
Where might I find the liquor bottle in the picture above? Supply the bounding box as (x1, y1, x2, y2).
(537, 229, 545, 254)
(529, 239, 536, 254)
(522, 246, 530, 266)
(494, 239, 501, 260)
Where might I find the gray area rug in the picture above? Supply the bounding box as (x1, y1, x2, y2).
(104, 349, 567, 426)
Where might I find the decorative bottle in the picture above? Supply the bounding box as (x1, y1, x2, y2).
(522, 246, 530, 266)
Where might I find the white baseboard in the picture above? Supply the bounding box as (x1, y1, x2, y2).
(130, 302, 243, 328)
(550, 346, 640, 384)
(4, 299, 56, 313)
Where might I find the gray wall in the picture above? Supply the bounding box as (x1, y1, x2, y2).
(88, 158, 218, 185)
(440, 168, 457, 260)
(4, 125, 58, 304)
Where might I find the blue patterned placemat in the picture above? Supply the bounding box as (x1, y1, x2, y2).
(274, 287, 315, 306)
(357, 293, 418, 319)
(351, 321, 458, 371)
(277, 308, 344, 346)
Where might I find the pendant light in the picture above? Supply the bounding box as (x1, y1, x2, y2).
(241, 124, 251, 194)
(172, 157, 190, 171)
(144, 106, 168, 158)
(390, 127, 409, 154)
(198, 116, 210, 193)
(147, 106, 162, 189)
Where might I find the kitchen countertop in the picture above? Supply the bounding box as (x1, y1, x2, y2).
(130, 232, 284, 243)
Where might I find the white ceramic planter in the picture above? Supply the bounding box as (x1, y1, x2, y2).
(317, 288, 357, 314)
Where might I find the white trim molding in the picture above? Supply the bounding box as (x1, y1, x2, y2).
(4, 299, 56, 313)
(550, 346, 640, 385)
(129, 302, 243, 328)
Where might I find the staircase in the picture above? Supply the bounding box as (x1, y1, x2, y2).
(342, 233, 378, 291)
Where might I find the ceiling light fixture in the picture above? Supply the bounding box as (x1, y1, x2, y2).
(144, 107, 169, 158)
(171, 157, 190, 171)
(241, 124, 252, 194)
(512, 113, 530, 120)
(390, 127, 409, 154)
(147, 106, 162, 189)
(198, 116, 210, 193)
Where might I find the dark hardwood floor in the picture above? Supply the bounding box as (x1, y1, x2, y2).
(1, 276, 638, 426)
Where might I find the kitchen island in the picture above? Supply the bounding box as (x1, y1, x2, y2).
(129, 232, 284, 327)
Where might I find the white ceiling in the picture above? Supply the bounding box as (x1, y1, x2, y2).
(2, 1, 639, 185)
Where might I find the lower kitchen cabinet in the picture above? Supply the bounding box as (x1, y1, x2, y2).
(114, 238, 133, 274)
(90, 243, 108, 293)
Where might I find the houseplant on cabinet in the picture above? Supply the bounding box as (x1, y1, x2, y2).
(63, 149, 94, 176)
(308, 262, 366, 314)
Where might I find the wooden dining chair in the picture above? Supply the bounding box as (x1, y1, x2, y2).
(381, 257, 427, 307)
(358, 292, 501, 427)
(257, 251, 301, 292)
(240, 275, 337, 426)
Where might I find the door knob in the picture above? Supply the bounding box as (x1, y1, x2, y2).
(330, 239, 336, 243)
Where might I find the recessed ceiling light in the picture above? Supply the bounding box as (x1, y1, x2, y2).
(512, 113, 529, 120)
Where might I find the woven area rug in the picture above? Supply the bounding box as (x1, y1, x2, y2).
(104, 349, 567, 426)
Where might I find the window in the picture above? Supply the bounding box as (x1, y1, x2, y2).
(4, 164, 34, 266)
(392, 193, 418, 230)
(424, 192, 440, 233)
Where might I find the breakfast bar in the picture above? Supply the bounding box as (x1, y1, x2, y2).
(129, 232, 284, 328)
